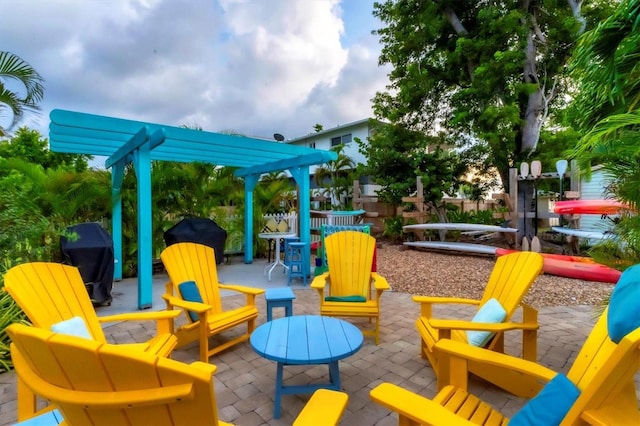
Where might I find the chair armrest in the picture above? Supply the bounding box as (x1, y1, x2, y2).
(413, 295, 481, 305)
(294, 389, 348, 426)
(371, 273, 390, 291)
(97, 310, 181, 324)
(429, 318, 539, 334)
(219, 283, 263, 305)
(218, 284, 264, 295)
(370, 383, 475, 425)
(162, 294, 212, 313)
(187, 361, 218, 377)
(413, 295, 481, 319)
(98, 310, 180, 335)
(435, 338, 556, 381)
(310, 273, 329, 290)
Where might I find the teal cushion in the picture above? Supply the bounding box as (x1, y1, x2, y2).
(51, 316, 92, 340)
(325, 295, 367, 302)
(14, 408, 64, 425)
(466, 298, 507, 347)
(178, 281, 203, 322)
(510, 373, 580, 425)
(607, 263, 640, 343)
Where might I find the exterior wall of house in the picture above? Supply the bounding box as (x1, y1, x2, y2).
(286, 119, 378, 196)
(578, 166, 616, 231)
(287, 119, 372, 173)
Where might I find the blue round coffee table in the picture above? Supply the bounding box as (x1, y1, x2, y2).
(250, 315, 363, 419)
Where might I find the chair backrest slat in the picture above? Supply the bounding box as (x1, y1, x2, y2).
(161, 243, 223, 315)
(4, 263, 107, 342)
(481, 252, 543, 316)
(325, 231, 375, 298)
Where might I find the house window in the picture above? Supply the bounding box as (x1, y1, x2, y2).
(308, 142, 316, 148)
(331, 133, 352, 147)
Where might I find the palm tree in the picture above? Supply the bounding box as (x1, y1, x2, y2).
(0, 52, 44, 137)
(314, 144, 356, 209)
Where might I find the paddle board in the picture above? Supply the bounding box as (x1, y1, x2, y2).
(551, 227, 613, 240)
(403, 223, 518, 233)
(404, 241, 498, 255)
(553, 200, 626, 215)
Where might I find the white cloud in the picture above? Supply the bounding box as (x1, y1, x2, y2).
(0, 0, 388, 140)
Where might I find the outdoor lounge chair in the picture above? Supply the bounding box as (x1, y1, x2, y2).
(4, 262, 180, 420)
(311, 230, 389, 344)
(8, 323, 349, 425)
(413, 251, 544, 397)
(313, 224, 374, 275)
(371, 263, 640, 425)
(160, 242, 264, 362)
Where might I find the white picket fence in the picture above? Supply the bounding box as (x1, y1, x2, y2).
(221, 212, 360, 256)
(263, 212, 359, 238)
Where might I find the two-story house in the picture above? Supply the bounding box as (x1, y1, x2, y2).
(286, 118, 381, 198)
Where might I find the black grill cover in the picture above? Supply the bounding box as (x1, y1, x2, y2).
(60, 223, 114, 305)
(164, 218, 227, 264)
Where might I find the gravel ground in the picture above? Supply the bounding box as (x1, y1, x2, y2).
(375, 241, 614, 308)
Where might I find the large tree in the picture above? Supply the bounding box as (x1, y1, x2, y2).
(0, 52, 44, 136)
(372, 0, 609, 191)
(0, 127, 90, 172)
(358, 121, 467, 208)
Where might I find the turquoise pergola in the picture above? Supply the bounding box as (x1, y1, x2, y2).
(49, 109, 337, 309)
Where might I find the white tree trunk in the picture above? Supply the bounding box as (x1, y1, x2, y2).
(521, 89, 545, 153)
(521, 29, 545, 154)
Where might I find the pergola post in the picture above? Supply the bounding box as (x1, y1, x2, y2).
(111, 162, 125, 281)
(289, 165, 311, 278)
(243, 174, 259, 264)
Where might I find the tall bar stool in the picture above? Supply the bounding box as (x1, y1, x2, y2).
(285, 241, 308, 285)
(283, 236, 300, 269)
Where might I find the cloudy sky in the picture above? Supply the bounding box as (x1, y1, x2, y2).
(1, 0, 391, 142)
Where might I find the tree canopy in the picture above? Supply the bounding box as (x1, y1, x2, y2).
(371, 0, 611, 191)
(358, 121, 467, 207)
(0, 127, 90, 173)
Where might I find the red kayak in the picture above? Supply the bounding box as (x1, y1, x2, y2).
(553, 200, 627, 215)
(496, 248, 620, 284)
(542, 258, 621, 284)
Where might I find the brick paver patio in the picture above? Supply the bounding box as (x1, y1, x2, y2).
(0, 284, 602, 426)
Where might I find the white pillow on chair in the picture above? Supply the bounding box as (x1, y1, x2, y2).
(466, 298, 507, 347)
(51, 316, 92, 340)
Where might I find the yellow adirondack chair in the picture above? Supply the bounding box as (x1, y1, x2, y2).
(160, 242, 264, 362)
(314, 224, 371, 275)
(310, 230, 390, 344)
(8, 323, 349, 425)
(371, 301, 640, 425)
(413, 251, 544, 397)
(3, 262, 180, 420)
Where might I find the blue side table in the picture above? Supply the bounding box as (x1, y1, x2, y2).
(265, 287, 296, 321)
(250, 315, 364, 419)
